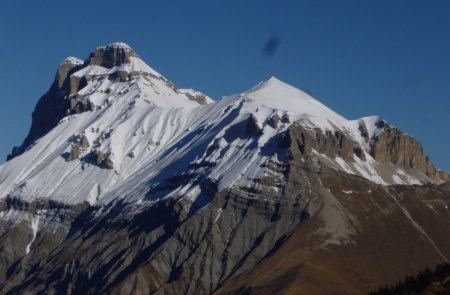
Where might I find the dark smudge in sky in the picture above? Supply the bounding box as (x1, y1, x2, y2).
(262, 34, 281, 58)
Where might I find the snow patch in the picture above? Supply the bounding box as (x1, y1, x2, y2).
(26, 216, 39, 254)
(95, 42, 133, 51)
(335, 157, 354, 174)
(393, 169, 421, 185)
(352, 155, 387, 185)
(62, 56, 83, 65)
(214, 208, 223, 223)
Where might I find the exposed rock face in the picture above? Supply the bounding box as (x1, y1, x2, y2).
(67, 134, 90, 162)
(67, 144, 81, 161)
(57, 57, 84, 89)
(276, 120, 448, 184)
(246, 114, 262, 137)
(368, 121, 449, 182)
(68, 95, 94, 114)
(267, 113, 280, 129)
(0, 191, 309, 294)
(79, 134, 90, 149)
(69, 75, 88, 95)
(179, 91, 210, 105)
(90, 150, 114, 169)
(87, 43, 138, 68)
(281, 123, 358, 162)
(0, 197, 89, 286)
(216, 175, 450, 295)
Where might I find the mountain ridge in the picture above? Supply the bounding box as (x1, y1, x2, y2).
(1, 43, 447, 206)
(0, 43, 448, 295)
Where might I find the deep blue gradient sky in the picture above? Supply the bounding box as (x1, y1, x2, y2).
(0, 0, 449, 171)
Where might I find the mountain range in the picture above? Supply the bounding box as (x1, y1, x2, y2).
(0, 42, 449, 295)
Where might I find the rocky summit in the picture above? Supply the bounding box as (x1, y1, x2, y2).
(0, 43, 449, 295)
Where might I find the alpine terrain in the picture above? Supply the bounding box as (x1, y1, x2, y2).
(0, 43, 449, 295)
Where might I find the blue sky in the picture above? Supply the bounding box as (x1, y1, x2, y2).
(0, 0, 449, 171)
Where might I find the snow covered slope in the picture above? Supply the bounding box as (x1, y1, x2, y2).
(0, 44, 447, 206)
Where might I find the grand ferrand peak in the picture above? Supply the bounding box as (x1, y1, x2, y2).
(7, 42, 211, 161)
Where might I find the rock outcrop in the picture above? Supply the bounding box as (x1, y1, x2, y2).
(177, 90, 211, 105)
(281, 123, 359, 162)
(67, 134, 90, 162)
(90, 150, 114, 169)
(367, 120, 449, 182)
(87, 43, 137, 68)
(57, 57, 84, 89)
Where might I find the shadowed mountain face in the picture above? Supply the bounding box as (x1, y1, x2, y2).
(0, 43, 449, 294)
(7, 57, 84, 160)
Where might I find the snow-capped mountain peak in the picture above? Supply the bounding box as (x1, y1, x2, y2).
(8, 43, 213, 159)
(240, 76, 346, 131)
(68, 42, 212, 109)
(245, 76, 343, 118)
(75, 42, 161, 78)
(1, 45, 447, 207)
